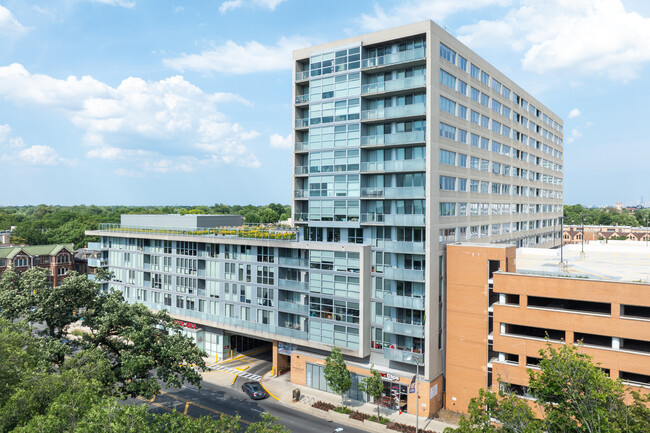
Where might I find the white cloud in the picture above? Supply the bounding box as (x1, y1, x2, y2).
(269, 133, 291, 149)
(219, 0, 286, 14)
(566, 128, 583, 144)
(0, 6, 28, 36)
(18, 145, 60, 165)
(0, 64, 261, 172)
(358, 0, 511, 32)
(89, 0, 136, 8)
(568, 108, 581, 118)
(163, 36, 310, 74)
(457, 0, 650, 80)
(0, 124, 26, 148)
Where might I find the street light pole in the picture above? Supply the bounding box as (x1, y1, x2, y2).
(581, 214, 586, 254)
(407, 354, 422, 433)
(560, 216, 564, 267)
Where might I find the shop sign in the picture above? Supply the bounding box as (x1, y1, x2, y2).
(174, 319, 197, 330)
(278, 342, 296, 355)
(379, 372, 400, 381)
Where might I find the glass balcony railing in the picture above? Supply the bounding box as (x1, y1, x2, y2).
(278, 278, 309, 291)
(278, 301, 309, 315)
(361, 47, 426, 69)
(295, 94, 309, 104)
(96, 223, 298, 241)
(293, 213, 309, 222)
(362, 103, 425, 121)
(294, 166, 309, 175)
(295, 141, 309, 151)
(382, 347, 424, 364)
(87, 242, 103, 250)
(294, 189, 309, 198)
(88, 258, 107, 268)
(383, 319, 425, 338)
(360, 213, 425, 226)
(383, 293, 425, 310)
(295, 118, 309, 128)
(279, 257, 309, 267)
(361, 131, 425, 146)
(384, 267, 425, 282)
(295, 71, 309, 81)
(360, 159, 425, 173)
(360, 186, 425, 199)
(362, 75, 426, 95)
(383, 240, 425, 254)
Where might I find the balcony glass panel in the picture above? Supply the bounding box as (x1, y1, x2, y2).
(361, 47, 425, 69)
(361, 131, 425, 146)
(360, 214, 425, 226)
(362, 103, 426, 121)
(361, 159, 425, 173)
(382, 241, 425, 254)
(383, 319, 425, 338)
(383, 293, 425, 310)
(361, 186, 425, 199)
(362, 75, 426, 94)
(278, 278, 309, 291)
(278, 301, 309, 315)
(384, 267, 425, 282)
(382, 347, 424, 364)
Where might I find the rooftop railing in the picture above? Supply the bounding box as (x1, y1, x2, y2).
(97, 223, 298, 242)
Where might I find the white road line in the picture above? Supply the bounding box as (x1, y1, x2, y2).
(210, 365, 261, 381)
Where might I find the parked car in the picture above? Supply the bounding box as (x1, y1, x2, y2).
(241, 381, 269, 400)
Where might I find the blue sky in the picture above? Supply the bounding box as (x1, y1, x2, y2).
(1, 0, 649, 207)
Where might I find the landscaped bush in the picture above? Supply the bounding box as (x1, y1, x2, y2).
(368, 415, 390, 424)
(387, 421, 436, 433)
(312, 401, 336, 411)
(333, 406, 352, 414)
(349, 411, 370, 421)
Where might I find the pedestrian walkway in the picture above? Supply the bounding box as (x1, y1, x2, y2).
(260, 371, 458, 433)
(209, 364, 261, 381)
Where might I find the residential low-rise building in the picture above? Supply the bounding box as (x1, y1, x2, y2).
(0, 243, 75, 286)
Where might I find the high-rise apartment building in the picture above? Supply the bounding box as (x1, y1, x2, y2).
(291, 19, 563, 411)
(87, 20, 563, 417)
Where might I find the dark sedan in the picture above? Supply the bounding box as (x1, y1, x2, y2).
(241, 381, 269, 400)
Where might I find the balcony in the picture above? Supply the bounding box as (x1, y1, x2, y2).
(278, 278, 309, 291)
(295, 118, 309, 128)
(293, 213, 309, 223)
(87, 242, 102, 250)
(294, 189, 309, 198)
(383, 319, 425, 338)
(295, 141, 309, 151)
(384, 267, 425, 282)
(361, 131, 426, 147)
(294, 166, 309, 175)
(361, 75, 426, 95)
(360, 213, 425, 226)
(295, 94, 309, 104)
(295, 71, 309, 81)
(361, 186, 425, 200)
(278, 301, 309, 315)
(361, 48, 426, 69)
(361, 159, 425, 173)
(361, 103, 425, 122)
(382, 240, 425, 254)
(279, 257, 309, 267)
(88, 258, 107, 268)
(383, 293, 425, 310)
(383, 347, 424, 364)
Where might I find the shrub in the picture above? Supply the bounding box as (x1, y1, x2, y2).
(333, 406, 352, 414)
(368, 415, 390, 424)
(312, 401, 336, 411)
(349, 411, 370, 421)
(387, 422, 436, 433)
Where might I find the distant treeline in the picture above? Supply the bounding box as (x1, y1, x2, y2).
(0, 203, 290, 249)
(563, 204, 650, 227)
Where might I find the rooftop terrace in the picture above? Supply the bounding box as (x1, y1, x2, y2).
(516, 241, 650, 283)
(95, 223, 298, 242)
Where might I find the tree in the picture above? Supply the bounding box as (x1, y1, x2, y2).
(0, 269, 28, 321)
(323, 347, 352, 408)
(358, 367, 384, 419)
(245, 413, 290, 433)
(445, 342, 650, 433)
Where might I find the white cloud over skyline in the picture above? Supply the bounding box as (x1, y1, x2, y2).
(568, 108, 581, 118)
(0, 64, 260, 172)
(219, 0, 286, 14)
(163, 36, 310, 74)
(269, 133, 291, 149)
(0, 6, 29, 36)
(457, 0, 650, 81)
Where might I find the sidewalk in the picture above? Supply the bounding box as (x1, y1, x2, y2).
(261, 371, 457, 433)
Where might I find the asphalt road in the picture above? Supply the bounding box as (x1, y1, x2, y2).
(130, 349, 369, 433)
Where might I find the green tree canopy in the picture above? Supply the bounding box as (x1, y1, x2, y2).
(323, 347, 352, 408)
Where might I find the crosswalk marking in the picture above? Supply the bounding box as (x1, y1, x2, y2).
(209, 364, 261, 381)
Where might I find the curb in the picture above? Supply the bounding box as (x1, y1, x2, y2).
(259, 370, 281, 401)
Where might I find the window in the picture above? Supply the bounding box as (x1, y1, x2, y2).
(457, 129, 467, 143)
(470, 110, 479, 125)
(439, 123, 456, 140)
(440, 69, 456, 89)
(481, 71, 489, 85)
(439, 43, 456, 64)
(440, 96, 456, 115)
(470, 64, 479, 79)
(480, 115, 489, 129)
(440, 149, 456, 166)
(440, 176, 456, 191)
(470, 87, 479, 101)
(440, 203, 456, 216)
(458, 55, 467, 71)
(457, 153, 467, 167)
(480, 93, 489, 107)
(457, 104, 467, 120)
(457, 79, 467, 95)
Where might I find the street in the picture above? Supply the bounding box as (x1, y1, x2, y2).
(130, 348, 370, 433)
